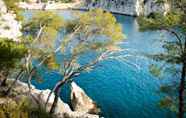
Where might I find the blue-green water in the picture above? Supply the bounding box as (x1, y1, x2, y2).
(23, 10, 174, 118)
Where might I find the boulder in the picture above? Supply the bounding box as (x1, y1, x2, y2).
(8, 79, 100, 118)
(31, 87, 100, 118)
(70, 82, 100, 114)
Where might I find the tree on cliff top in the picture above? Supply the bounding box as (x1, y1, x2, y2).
(138, 0, 186, 117)
(43, 9, 125, 114)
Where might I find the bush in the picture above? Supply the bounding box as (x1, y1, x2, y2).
(0, 96, 53, 118)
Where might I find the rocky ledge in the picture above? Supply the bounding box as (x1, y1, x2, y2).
(15, 80, 100, 118)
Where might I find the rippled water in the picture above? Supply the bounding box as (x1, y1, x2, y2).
(23, 10, 174, 118)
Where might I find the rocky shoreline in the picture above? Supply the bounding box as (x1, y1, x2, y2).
(14, 80, 100, 118)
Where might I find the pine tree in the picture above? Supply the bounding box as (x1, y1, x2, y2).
(138, 0, 186, 117)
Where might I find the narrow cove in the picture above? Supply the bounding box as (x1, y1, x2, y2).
(23, 10, 174, 118)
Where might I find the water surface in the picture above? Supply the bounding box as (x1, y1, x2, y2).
(23, 10, 174, 118)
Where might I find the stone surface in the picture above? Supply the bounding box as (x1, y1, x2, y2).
(82, 0, 170, 16)
(0, 0, 22, 41)
(15, 80, 99, 118)
(0, 0, 7, 13)
(71, 82, 101, 114)
(143, 0, 170, 16)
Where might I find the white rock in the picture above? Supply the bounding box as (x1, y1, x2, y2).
(31, 86, 100, 118)
(144, 0, 170, 16)
(83, 0, 170, 16)
(11, 79, 100, 118)
(71, 82, 100, 114)
(0, 0, 7, 13)
(0, 0, 22, 41)
(33, 89, 72, 113)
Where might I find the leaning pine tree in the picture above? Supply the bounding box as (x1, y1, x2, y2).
(43, 9, 125, 114)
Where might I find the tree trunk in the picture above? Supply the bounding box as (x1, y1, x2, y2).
(5, 70, 24, 95)
(27, 68, 36, 92)
(178, 62, 186, 118)
(45, 84, 57, 108)
(1, 78, 7, 86)
(0, 70, 9, 86)
(49, 80, 66, 114)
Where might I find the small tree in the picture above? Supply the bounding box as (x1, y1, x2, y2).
(44, 9, 125, 114)
(138, 0, 186, 117)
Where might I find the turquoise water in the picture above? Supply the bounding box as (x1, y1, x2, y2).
(24, 10, 174, 118)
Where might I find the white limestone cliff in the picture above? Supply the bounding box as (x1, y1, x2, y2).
(83, 0, 170, 16)
(0, 0, 22, 41)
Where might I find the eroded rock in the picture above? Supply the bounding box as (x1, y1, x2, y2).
(71, 82, 101, 115)
(14, 80, 100, 118)
(0, 0, 22, 41)
(83, 0, 170, 16)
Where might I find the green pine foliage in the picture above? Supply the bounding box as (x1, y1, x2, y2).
(23, 11, 64, 51)
(0, 38, 27, 71)
(138, 0, 186, 115)
(0, 96, 53, 118)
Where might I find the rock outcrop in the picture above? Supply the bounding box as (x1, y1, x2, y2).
(15, 80, 99, 118)
(0, 0, 7, 13)
(82, 0, 170, 16)
(0, 0, 22, 41)
(71, 82, 101, 115)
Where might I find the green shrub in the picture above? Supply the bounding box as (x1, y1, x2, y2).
(0, 96, 53, 118)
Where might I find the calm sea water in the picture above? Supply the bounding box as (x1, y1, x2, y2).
(23, 10, 174, 118)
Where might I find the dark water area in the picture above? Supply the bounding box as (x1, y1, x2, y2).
(23, 10, 175, 118)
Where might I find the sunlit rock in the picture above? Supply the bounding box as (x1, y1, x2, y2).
(83, 0, 170, 16)
(71, 82, 101, 114)
(0, 0, 7, 13)
(0, 0, 22, 41)
(15, 80, 99, 118)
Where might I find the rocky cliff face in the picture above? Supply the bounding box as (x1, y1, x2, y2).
(83, 0, 170, 16)
(0, 0, 22, 41)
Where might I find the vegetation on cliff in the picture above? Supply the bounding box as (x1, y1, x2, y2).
(22, 8, 124, 114)
(138, 0, 186, 117)
(0, 0, 125, 116)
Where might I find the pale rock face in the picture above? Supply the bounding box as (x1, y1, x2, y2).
(83, 0, 170, 16)
(0, 0, 7, 13)
(0, 0, 22, 41)
(144, 0, 170, 16)
(71, 82, 101, 114)
(15, 80, 99, 118)
(31, 89, 72, 113)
